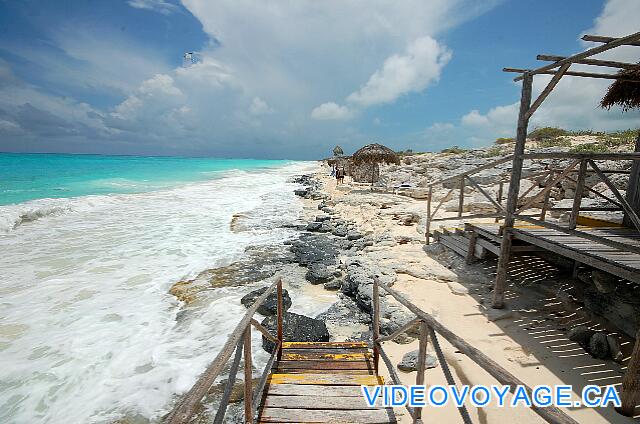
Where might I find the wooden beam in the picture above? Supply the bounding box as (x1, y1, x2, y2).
(624, 133, 640, 229)
(243, 327, 253, 424)
(569, 160, 588, 230)
(537, 54, 639, 69)
(505, 67, 638, 81)
(525, 63, 570, 119)
(513, 31, 640, 81)
(493, 72, 533, 309)
(582, 34, 640, 47)
(589, 160, 640, 232)
(523, 152, 640, 161)
(465, 175, 506, 213)
(515, 160, 580, 214)
(618, 330, 640, 416)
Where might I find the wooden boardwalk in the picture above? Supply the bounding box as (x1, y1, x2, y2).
(258, 341, 396, 423)
(466, 223, 640, 283)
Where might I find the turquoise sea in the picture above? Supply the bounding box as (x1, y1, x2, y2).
(0, 153, 290, 205)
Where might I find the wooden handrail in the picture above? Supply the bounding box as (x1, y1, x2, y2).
(372, 278, 579, 424)
(165, 277, 284, 424)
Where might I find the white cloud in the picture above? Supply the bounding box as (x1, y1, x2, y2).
(311, 102, 353, 120)
(249, 97, 272, 115)
(128, 0, 178, 15)
(347, 36, 451, 107)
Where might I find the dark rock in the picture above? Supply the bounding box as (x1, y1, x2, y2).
(346, 231, 363, 240)
(583, 288, 640, 338)
(568, 325, 595, 349)
(294, 189, 308, 197)
(305, 222, 322, 232)
(315, 215, 331, 222)
(397, 350, 438, 372)
(261, 312, 329, 353)
(323, 279, 341, 290)
(588, 332, 610, 359)
(289, 234, 338, 266)
(241, 287, 292, 316)
(332, 226, 348, 237)
(607, 335, 623, 362)
(317, 223, 332, 233)
(305, 264, 332, 284)
(591, 270, 616, 294)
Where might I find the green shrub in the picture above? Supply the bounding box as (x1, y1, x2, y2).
(537, 137, 572, 148)
(569, 143, 609, 153)
(528, 127, 568, 140)
(569, 129, 605, 137)
(440, 146, 468, 154)
(495, 137, 514, 144)
(483, 146, 502, 158)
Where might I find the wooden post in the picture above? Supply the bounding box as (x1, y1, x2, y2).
(492, 72, 533, 309)
(372, 278, 380, 373)
(413, 321, 428, 423)
(569, 160, 588, 229)
(425, 186, 432, 244)
(243, 328, 253, 424)
(466, 231, 478, 264)
(495, 181, 504, 223)
(276, 278, 283, 362)
(624, 133, 640, 229)
(540, 171, 553, 220)
(618, 330, 640, 416)
(457, 176, 465, 218)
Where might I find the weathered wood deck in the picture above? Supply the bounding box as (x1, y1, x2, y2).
(466, 223, 640, 283)
(258, 341, 396, 423)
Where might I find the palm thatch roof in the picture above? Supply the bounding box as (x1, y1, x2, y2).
(332, 145, 344, 156)
(351, 143, 400, 165)
(601, 63, 640, 112)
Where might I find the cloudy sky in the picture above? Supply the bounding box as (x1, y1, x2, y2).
(0, 0, 639, 159)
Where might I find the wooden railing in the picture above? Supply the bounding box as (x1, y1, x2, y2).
(164, 277, 284, 424)
(372, 277, 579, 424)
(424, 152, 640, 247)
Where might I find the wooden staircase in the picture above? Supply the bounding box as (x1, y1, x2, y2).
(258, 341, 396, 423)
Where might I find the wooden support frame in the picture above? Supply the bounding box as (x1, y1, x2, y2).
(492, 72, 533, 309)
(537, 54, 639, 69)
(588, 160, 640, 232)
(569, 160, 587, 230)
(525, 63, 571, 119)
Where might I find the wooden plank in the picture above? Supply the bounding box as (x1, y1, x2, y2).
(263, 395, 382, 410)
(282, 341, 367, 349)
(276, 360, 374, 370)
(582, 34, 640, 47)
(511, 229, 640, 283)
(282, 348, 368, 355)
(537, 54, 639, 70)
(265, 384, 367, 397)
(267, 373, 383, 386)
(280, 352, 371, 361)
(276, 368, 373, 375)
(259, 407, 395, 423)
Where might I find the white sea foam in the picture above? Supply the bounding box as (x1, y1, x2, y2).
(0, 162, 319, 423)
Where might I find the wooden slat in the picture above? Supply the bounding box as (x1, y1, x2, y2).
(259, 407, 395, 423)
(276, 368, 374, 375)
(265, 384, 368, 397)
(263, 395, 382, 410)
(267, 373, 383, 386)
(280, 352, 371, 361)
(283, 348, 368, 355)
(276, 360, 374, 370)
(282, 341, 367, 349)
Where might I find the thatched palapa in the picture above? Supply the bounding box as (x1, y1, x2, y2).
(351, 143, 400, 165)
(600, 63, 640, 112)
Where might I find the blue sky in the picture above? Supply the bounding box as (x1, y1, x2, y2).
(0, 0, 638, 159)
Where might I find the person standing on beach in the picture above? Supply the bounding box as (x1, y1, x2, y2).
(336, 167, 345, 184)
(330, 164, 336, 177)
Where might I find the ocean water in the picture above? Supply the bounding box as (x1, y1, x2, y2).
(0, 154, 323, 423)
